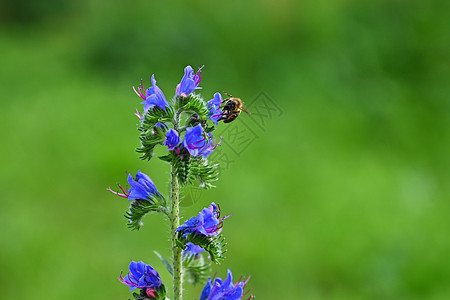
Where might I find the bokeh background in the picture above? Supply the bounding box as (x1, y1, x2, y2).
(1, 0, 448, 299)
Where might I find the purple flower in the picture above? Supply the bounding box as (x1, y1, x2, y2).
(208, 92, 224, 125)
(164, 129, 181, 151)
(197, 133, 222, 158)
(119, 261, 162, 291)
(182, 124, 221, 158)
(182, 242, 205, 257)
(182, 124, 206, 157)
(176, 65, 204, 95)
(200, 270, 248, 300)
(139, 75, 169, 112)
(176, 202, 229, 238)
(107, 171, 160, 201)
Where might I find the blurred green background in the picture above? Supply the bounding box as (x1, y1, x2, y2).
(0, 0, 448, 299)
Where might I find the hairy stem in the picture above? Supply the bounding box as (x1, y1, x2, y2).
(171, 111, 183, 300)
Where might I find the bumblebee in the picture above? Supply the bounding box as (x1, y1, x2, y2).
(219, 92, 250, 123)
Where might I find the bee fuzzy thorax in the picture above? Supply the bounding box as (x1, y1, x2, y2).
(218, 93, 249, 123)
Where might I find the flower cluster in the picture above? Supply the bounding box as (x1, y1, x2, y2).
(107, 171, 160, 202)
(119, 261, 165, 299)
(200, 270, 249, 300)
(176, 202, 229, 238)
(134, 65, 222, 161)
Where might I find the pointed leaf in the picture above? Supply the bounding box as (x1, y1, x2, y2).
(154, 251, 173, 276)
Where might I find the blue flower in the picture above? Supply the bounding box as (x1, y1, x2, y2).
(182, 124, 206, 157)
(176, 202, 226, 238)
(108, 171, 160, 201)
(182, 242, 205, 257)
(208, 92, 224, 125)
(141, 75, 169, 112)
(200, 270, 247, 300)
(164, 129, 181, 151)
(182, 124, 221, 158)
(176, 65, 203, 95)
(197, 133, 222, 158)
(127, 171, 160, 201)
(119, 261, 162, 291)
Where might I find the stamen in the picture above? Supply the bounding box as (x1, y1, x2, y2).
(223, 281, 245, 298)
(118, 272, 125, 282)
(212, 112, 224, 118)
(216, 203, 221, 218)
(120, 271, 150, 289)
(210, 136, 223, 150)
(118, 183, 129, 196)
(243, 274, 251, 286)
(133, 86, 140, 97)
(107, 187, 128, 198)
(135, 109, 142, 119)
(133, 79, 147, 100)
(194, 65, 204, 85)
(192, 137, 207, 149)
(129, 272, 140, 284)
(190, 220, 202, 231)
(219, 213, 231, 222)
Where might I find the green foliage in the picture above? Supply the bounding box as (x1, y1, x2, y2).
(154, 251, 173, 276)
(159, 151, 191, 186)
(136, 106, 174, 161)
(177, 232, 226, 264)
(183, 253, 210, 286)
(189, 158, 219, 189)
(159, 152, 219, 189)
(125, 197, 167, 230)
(175, 94, 210, 121)
(174, 155, 191, 186)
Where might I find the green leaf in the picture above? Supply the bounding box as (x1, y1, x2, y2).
(125, 196, 167, 230)
(158, 154, 172, 163)
(189, 157, 219, 189)
(136, 106, 174, 161)
(169, 151, 191, 186)
(154, 251, 173, 276)
(183, 253, 210, 286)
(176, 94, 210, 121)
(204, 124, 215, 133)
(178, 232, 226, 264)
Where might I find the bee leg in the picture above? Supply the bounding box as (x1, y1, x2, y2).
(223, 91, 233, 98)
(217, 113, 228, 122)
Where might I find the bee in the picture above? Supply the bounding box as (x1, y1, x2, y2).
(219, 92, 250, 123)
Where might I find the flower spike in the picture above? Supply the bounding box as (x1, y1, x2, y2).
(110, 64, 255, 299)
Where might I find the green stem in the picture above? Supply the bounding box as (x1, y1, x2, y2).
(171, 110, 183, 300)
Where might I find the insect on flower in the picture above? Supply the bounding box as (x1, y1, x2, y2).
(219, 92, 250, 123)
